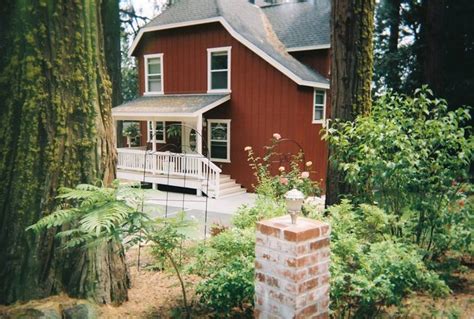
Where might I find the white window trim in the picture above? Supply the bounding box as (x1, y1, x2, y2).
(208, 119, 231, 163)
(147, 121, 166, 143)
(144, 53, 164, 95)
(207, 47, 231, 93)
(312, 89, 327, 124)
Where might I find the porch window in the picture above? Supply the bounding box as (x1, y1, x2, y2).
(144, 53, 163, 94)
(208, 47, 231, 92)
(208, 120, 231, 162)
(313, 89, 326, 123)
(147, 121, 166, 143)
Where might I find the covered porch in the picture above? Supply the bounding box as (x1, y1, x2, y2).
(112, 94, 230, 198)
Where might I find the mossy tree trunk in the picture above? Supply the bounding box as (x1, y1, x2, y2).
(0, 0, 128, 305)
(326, 0, 376, 205)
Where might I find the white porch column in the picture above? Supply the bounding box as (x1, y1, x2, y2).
(196, 115, 203, 155)
(151, 120, 156, 152)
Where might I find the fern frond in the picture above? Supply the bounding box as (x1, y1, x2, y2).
(26, 208, 80, 232)
(78, 201, 132, 236)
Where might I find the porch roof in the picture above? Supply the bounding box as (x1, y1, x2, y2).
(112, 94, 230, 120)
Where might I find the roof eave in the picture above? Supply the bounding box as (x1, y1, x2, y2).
(287, 44, 331, 52)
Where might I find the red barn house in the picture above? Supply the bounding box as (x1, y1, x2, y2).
(113, 0, 331, 198)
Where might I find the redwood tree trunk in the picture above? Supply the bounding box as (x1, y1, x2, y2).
(0, 0, 128, 304)
(326, 0, 376, 205)
(420, 0, 445, 95)
(386, 0, 401, 90)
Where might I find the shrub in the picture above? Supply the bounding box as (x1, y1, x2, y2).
(188, 228, 255, 316)
(309, 200, 450, 317)
(244, 135, 322, 198)
(195, 257, 254, 316)
(232, 196, 286, 230)
(323, 88, 473, 259)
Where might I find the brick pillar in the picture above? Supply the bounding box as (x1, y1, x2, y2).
(255, 215, 331, 319)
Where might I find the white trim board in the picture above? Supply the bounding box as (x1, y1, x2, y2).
(287, 44, 331, 52)
(128, 17, 330, 89)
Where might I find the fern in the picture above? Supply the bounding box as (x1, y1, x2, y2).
(27, 181, 144, 249)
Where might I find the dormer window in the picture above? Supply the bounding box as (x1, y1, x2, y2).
(144, 53, 163, 94)
(313, 89, 326, 124)
(207, 47, 231, 92)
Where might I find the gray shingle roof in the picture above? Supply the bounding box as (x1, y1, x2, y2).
(112, 94, 229, 116)
(137, 0, 330, 86)
(262, 0, 330, 49)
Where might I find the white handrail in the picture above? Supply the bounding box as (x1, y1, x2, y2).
(117, 148, 221, 198)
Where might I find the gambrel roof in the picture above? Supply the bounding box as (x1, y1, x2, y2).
(129, 0, 331, 89)
(262, 1, 330, 51)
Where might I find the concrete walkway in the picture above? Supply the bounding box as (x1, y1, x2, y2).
(143, 190, 257, 239)
(144, 190, 257, 215)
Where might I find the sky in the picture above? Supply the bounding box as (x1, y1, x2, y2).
(129, 0, 167, 20)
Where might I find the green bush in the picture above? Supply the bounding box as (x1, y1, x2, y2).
(323, 88, 473, 259)
(188, 228, 255, 316)
(309, 200, 449, 317)
(232, 196, 286, 230)
(195, 257, 254, 316)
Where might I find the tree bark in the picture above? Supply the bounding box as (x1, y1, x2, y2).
(0, 0, 127, 304)
(386, 0, 401, 90)
(420, 0, 445, 95)
(326, 0, 376, 206)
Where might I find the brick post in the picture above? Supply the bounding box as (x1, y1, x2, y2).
(255, 215, 330, 319)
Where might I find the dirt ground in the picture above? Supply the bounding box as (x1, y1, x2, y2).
(1, 247, 472, 318)
(98, 246, 206, 319)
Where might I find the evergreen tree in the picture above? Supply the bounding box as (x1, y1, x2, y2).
(326, 0, 376, 205)
(0, 0, 128, 304)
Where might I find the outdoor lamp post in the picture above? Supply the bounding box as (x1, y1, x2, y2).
(285, 188, 305, 224)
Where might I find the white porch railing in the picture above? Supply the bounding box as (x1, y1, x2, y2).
(117, 148, 221, 198)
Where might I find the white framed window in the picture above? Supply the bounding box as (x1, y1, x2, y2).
(313, 89, 326, 124)
(208, 119, 231, 162)
(147, 121, 166, 143)
(207, 47, 231, 93)
(144, 53, 163, 94)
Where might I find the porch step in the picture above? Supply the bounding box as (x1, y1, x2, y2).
(203, 174, 246, 198)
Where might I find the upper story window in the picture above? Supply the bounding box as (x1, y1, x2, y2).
(313, 89, 326, 124)
(207, 47, 231, 92)
(147, 121, 166, 143)
(144, 53, 163, 94)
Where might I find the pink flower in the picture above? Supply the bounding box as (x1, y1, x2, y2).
(279, 177, 289, 185)
(305, 161, 312, 167)
(273, 133, 281, 140)
(278, 166, 285, 172)
(301, 171, 310, 179)
(244, 146, 252, 151)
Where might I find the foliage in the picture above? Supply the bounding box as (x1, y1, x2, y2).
(150, 214, 187, 271)
(27, 182, 147, 249)
(188, 227, 255, 316)
(28, 182, 194, 318)
(195, 256, 254, 316)
(308, 200, 450, 317)
(232, 196, 286, 230)
(122, 122, 141, 138)
(244, 135, 321, 198)
(373, 0, 474, 110)
(323, 88, 473, 259)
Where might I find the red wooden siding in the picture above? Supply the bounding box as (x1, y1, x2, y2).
(291, 49, 331, 78)
(135, 23, 329, 192)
